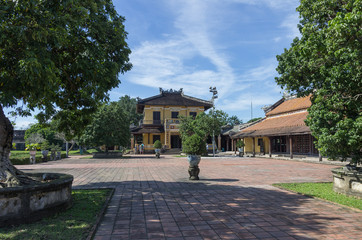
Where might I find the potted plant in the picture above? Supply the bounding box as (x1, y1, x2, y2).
(26, 143, 39, 164)
(153, 140, 162, 158)
(182, 134, 206, 180)
(236, 140, 245, 157)
(41, 140, 49, 162)
(50, 144, 62, 161)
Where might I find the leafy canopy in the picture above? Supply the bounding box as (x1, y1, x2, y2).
(117, 95, 143, 126)
(79, 102, 130, 150)
(0, 0, 131, 116)
(275, 0, 361, 163)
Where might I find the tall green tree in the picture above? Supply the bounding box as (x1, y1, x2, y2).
(79, 102, 130, 150)
(118, 95, 143, 125)
(227, 115, 242, 126)
(0, 0, 131, 187)
(25, 123, 63, 146)
(275, 0, 361, 164)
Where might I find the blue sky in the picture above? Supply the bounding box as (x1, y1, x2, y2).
(11, 0, 301, 129)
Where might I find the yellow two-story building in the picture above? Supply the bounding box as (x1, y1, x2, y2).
(131, 88, 213, 152)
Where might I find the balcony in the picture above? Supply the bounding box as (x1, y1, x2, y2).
(140, 119, 163, 126)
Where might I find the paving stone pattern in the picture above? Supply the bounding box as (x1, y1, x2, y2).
(19, 155, 362, 240)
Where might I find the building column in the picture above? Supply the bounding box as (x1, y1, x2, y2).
(252, 137, 255, 157)
(131, 137, 134, 150)
(289, 136, 293, 159)
(218, 135, 221, 151)
(226, 138, 229, 151)
(268, 137, 272, 158)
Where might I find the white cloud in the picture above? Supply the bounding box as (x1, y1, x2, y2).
(228, 0, 298, 10)
(281, 13, 301, 39)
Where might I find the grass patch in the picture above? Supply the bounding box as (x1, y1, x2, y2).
(273, 182, 362, 210)
(174, 155, 187, 157)
(0, 189, 111, 240)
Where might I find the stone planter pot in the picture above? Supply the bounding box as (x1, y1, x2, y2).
(29, 150, 37, 164)
(332, 167, 362, 199)
(41, 150, 49, 162)
(187, 155, 201, 180)
(155, 149, 161, 158)
(238, 147, 244, 157)
(56, 151, 61, 160)
(0, 173, 73, 227)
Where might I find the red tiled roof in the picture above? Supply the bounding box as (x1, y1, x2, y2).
(232, 111, 310, 138)
(266, 95, 311, 116)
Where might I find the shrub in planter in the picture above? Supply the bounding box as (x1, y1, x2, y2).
(182, 134, 205, 156)
(153, 140, 162, 149)
(182, 134, 206, 180)
(236, 140, 245, 157)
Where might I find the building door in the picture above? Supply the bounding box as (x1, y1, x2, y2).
(272, 136, 287, 153)
(171, 135, 181, 148)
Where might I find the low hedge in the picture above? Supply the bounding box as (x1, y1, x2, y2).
(10, 153, 67, 165)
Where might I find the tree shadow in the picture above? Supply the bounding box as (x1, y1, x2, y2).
(72, 180, 347, 239)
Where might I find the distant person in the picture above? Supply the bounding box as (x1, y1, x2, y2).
(140, 143, 144, 154)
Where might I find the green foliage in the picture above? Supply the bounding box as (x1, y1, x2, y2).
(227, 115, 242, 126)
(274, 182, 362, 210)
(182, 134, 206, 155)
(118, 95, 143, 125)
(236, 140, 245, 148)
(50, 143, 62, 152)
(41, 140, 49, 151)
(11, 143, 16, 150)
(153, 140, 162, 149)
(25, 143, 40, 151)
(247, 117, 262, 123)
(275, 0, 361, 164)
(0, 189, 111, 240)
(80, 102, 131, 150)
(25, 123, 63, 146)
(0, 0, 131, 145)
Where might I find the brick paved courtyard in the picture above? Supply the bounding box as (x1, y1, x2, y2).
(19, 155, 362, 240)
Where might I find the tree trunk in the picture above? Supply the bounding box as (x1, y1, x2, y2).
(0, 105, 38, 188)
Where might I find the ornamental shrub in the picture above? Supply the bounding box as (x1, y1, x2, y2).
(182, 134, 205, 155)
(153, 140, 162, 149)
(236, 140, 245, 148)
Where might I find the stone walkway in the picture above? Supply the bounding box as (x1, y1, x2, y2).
(19, 155, 362, 240)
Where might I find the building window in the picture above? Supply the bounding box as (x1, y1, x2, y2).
(171, 111, 179, 119)
(153, 135, 161, 143)
(153, 111, 161, 124)
(189, 112, 197, 118)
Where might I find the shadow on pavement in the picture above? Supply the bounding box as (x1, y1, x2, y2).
(74, 180, 345, 239)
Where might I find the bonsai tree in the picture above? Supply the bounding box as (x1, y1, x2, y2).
(236, 140, 245, 149)
(236, 139, 245, 157)
(153, 140, 162, 150)
(0, 0, 131, 187)
(182, 134, 206, 156)
(41, 140, 50, 151)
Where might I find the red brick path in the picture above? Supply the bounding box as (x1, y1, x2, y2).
(19, 155, 362, 240)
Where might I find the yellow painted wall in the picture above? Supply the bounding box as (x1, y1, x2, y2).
(143, 105, 204, 122)
(243, 137, 270, 154)
(141, 105, 205, 149)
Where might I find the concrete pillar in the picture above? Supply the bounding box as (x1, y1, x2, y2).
(290, 136, 293, 159)
(268, 137, 272, 157)
(252, 137, 255, 157)
(226, 138, 229, 151)
(319, 152, 322, 161)
(218, 135, 221, 151)
(131, 137, 134, 150)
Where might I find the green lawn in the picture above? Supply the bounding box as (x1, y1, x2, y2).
(273, 182, 362, 210)
(0, 189, 111, 240)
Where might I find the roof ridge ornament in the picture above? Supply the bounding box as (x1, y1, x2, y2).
(159, 88, 183, 94)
